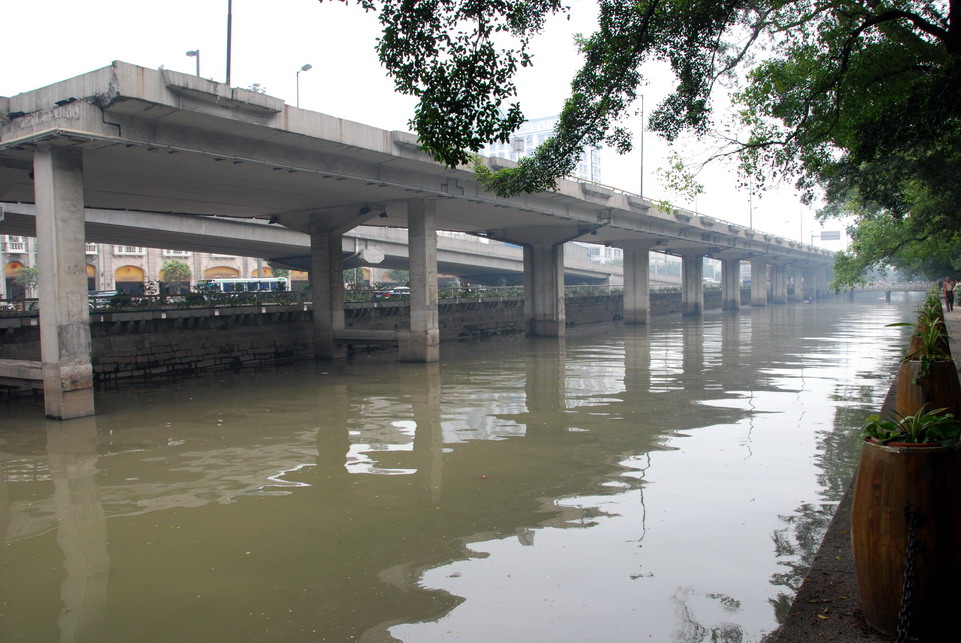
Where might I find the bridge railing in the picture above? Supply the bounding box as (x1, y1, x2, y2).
(0, 298, 39, 314)
(1, 283, 704, 317)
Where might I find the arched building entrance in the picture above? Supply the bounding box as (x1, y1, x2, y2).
(204, 266, 240, 279)
(114, 265, 145, 295)
(4, 261, 28, 299)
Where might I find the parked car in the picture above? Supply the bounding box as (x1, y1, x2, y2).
(374, 286, 410, 300)
(88, 290, 119, 309)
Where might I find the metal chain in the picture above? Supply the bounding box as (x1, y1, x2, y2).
(896, 506, 919, 643)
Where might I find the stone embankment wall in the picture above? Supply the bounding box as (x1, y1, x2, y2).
(0, 290, 735, 382)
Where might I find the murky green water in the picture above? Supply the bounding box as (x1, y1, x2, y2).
(0, 294, 919, 642)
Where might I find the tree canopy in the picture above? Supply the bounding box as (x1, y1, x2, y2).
(160, 259, 192, 294)
(325, 1, 960, 286)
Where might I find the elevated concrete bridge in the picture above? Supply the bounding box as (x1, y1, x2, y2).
(0, 203, 622, 286)
(0, 61, 833, 418)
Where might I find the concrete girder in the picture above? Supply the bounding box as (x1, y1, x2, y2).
(269, 204, 384, 235)
(484, 224, 601, 247)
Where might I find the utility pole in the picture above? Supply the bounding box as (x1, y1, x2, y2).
(639, 95, 645, 198)
(226, 0, 233, 86)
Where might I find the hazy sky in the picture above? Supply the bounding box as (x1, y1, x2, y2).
(1, 0, 843, 247)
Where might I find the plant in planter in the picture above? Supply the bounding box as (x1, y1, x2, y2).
(861, 407, 961, 444)
(852, 407, 961, 639)
(895, 302, 961, 417)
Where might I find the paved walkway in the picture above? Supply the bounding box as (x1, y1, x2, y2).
(773, 301, 961, 642)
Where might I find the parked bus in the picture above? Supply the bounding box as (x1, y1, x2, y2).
(196, 277, 288, 293)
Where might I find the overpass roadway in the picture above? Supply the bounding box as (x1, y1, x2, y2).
(0, 61, 833, 418)
(0, 62, 833, 266)
(0, 203, 622, 286)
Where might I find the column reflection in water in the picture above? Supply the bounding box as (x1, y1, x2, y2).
(409, 362, 443, 507)
(522, 338, 568, 439)
(313, 381, 351, 486)
(622, 325, 652, 397)
(47, 418, 109, 643)
(680, 317, 705, 388)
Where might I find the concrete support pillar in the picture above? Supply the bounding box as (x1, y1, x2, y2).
(524, 243, 565, 336)
(816, 267, 833, 299)
(771, 264, 788, 304)
(399, 199, 439, 362)
(620, 242, 653, 325)
(681, 253, 704, 316)
(310, 220, 345, 359)
(720, 258, 742, 310)
(750, 259, 768, 307)
(34, 146, 95, 419)
(801, 268, 816, 302)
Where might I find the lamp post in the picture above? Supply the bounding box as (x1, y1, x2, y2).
(639, 94, 645, 198)
(226, 0, 233, 86)
(186, 50, 200, 76)
(296, 64, 312, 107)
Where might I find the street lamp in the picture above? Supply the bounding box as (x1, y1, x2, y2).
(226, 0, 233, 86)
(186, 50, 200, 77)
(296, 64, 312, 107)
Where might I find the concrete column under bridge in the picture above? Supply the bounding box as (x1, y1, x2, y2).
(721, 258, 742, 310)
(307, 205, 384, 359)
(751, 259, 769, 307)
(617, 241, 656, 325)
(524, 243, 566, 336)
(681, 252, 705, 316)
(485, 222, 599, 337)
(801, 267, 816, 302)
(771, 264, 788, 304)
(310, 220, 346, 360)
(34, 145, 95, 419)
(399, 199, 440, 362)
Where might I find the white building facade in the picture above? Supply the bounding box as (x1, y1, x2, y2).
(481, 115, 602, 184)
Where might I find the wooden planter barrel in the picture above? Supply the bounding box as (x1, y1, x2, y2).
(894, 359, 961, 417)
(851, 439, 961, 639)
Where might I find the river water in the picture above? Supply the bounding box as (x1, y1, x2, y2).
(0, 293, 920, 642)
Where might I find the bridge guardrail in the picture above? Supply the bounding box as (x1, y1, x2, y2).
(0, 282, 776, 317)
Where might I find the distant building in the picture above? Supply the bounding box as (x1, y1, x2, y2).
(1, 236, 307, 299)
(484, 116, 607, 262)
(481, 115, 602, 183)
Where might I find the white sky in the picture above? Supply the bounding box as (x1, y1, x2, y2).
(1, 0, 844, 248)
